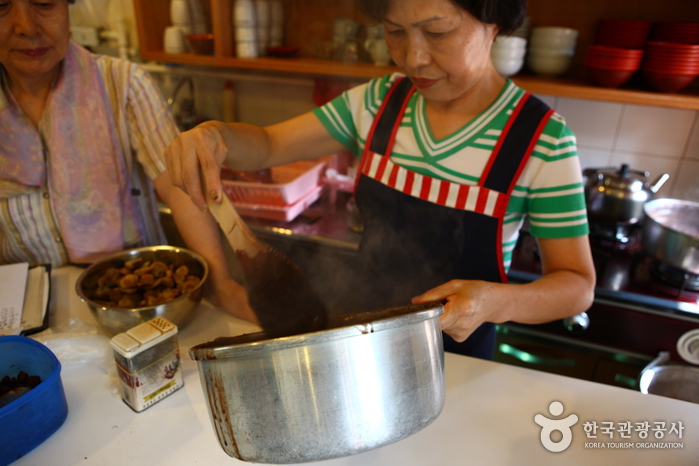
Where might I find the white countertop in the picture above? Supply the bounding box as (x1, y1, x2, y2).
(14, 267, 699, 465)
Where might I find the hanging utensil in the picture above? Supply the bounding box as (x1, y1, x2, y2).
(206, 190, 328, 337)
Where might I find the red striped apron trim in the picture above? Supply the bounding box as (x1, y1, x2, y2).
(362, 151, 504, 218)
(355, 77, 408, 193)
(479, 92, 531, 187)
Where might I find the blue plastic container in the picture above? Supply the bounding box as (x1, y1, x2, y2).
(0, 336, 68, 466)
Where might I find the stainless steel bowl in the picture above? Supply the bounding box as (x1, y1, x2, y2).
(639, 351, 699, 404)
(76, 245, 208, 335)
(189, 302, 445, 464)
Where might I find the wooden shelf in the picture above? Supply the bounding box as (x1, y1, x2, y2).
(134, 0, 699, 110)
(139, 50, 699, 110)
(139, 51, 397, 79)
(511, 75, 699, 110)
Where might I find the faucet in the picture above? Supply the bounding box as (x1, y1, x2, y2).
(167, 77, 199, 131)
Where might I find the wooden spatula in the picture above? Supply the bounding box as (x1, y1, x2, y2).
(207, 191, 328, 337)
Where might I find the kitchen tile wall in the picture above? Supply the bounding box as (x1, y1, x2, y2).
(546, 95, 699, 202)
(158, 70, 698, 202)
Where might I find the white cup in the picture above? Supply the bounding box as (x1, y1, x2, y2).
(365, 38, 391, 66)
(188, 0, 209, 34)
(235, 25, 257, 42)
(255, 0, 270, 26)
(236, 40, 259, 58)
(257, 25, 270, 51)
(365, 23, 385, 40)
(170, 0, 191, 28)
(333, 17, 359, 40)
(234, 0, 257, 27)
(164, 26, 186, 54)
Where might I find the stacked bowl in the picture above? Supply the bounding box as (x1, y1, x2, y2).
(526, 27, 578, 77)
(650, 22, 699, 45)
(491, 35, 527, 77)
(511, 16, 531, 40)
(642, 41, 699, 93)
(593, 19, 653, 50)
(584, 45, 644, 88)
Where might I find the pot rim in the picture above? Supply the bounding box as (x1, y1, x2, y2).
(643, 198, 699, 242)
(189, 301, 444, 360)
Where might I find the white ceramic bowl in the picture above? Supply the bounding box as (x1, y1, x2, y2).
(527, 53, 573, 76)
(529, 35, 577, 51)
(491, 46, 527, 60)
(530, 27, 579, 40)
(527, 46, 575, 57)
(492, 56, 524, 77)
(494, 35, 527, 50)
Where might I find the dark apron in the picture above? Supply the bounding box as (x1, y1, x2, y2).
(352, 77, 553, 359)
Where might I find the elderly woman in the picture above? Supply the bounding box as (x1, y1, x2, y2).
(0, 0, 255, 322)
(165, 0, 596, 358)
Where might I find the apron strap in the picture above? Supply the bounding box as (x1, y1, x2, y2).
(480, 93, 554, 195)
(367, 77, 416, 156)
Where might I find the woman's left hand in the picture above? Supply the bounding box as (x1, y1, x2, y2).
(412, 279, 499, 342)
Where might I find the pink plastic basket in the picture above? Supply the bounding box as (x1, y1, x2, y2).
(222, 160, 326, 206)
(231, 185, 323, 222)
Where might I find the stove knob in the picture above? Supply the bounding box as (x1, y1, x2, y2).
(563, 312, 589, 334)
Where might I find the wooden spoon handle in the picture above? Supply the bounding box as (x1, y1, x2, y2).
(206, 191, 262, 257)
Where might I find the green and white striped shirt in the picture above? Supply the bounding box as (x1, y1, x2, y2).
(314, 73, 589, 269)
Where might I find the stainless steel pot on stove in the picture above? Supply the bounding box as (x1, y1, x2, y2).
(642, 198, 699, 274)
(189, 302, 445, 464)
(583, 164, 669, 225)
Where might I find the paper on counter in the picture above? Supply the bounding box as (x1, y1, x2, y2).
(0, 262, 29, 333)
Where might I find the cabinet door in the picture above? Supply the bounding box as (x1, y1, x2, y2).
(494, 333, 598, 380)
(593, 358, 647, 390)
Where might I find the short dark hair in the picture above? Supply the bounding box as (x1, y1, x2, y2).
(358, 0, 527, 36)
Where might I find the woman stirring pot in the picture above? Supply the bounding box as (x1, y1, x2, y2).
(166, 0, 596, 358)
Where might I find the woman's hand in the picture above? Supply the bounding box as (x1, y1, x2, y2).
(164, 121, 230, 211)
(412, 279, 499, 342)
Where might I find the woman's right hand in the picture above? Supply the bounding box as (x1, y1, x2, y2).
(164, 121, 230, 211)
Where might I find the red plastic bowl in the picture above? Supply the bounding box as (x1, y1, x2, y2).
(646, 41, 699, 54)
(186, 34, 214, 55)
(643, 63, 699, 74)
(643, 69, 698, 93)
(587, 45, 644, 57)
(265, 46, 300, 58)
(586, 65, 637, 88)
(585, 57, 641, 70)
(594, 19, 652, 49)
(650, 22, 699, 44)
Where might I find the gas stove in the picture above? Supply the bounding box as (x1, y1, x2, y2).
(510, 230, 699, 317)
(506, 230, 699, 367)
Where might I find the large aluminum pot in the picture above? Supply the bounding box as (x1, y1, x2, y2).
(583, 164, 669, 225)
(189, 302, 445, 464)
(642, 198, 699, 274)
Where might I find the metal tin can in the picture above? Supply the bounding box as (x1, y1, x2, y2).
(109, 317, 184, 412)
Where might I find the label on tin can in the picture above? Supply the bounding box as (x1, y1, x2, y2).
(109, 317, 184, 412)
